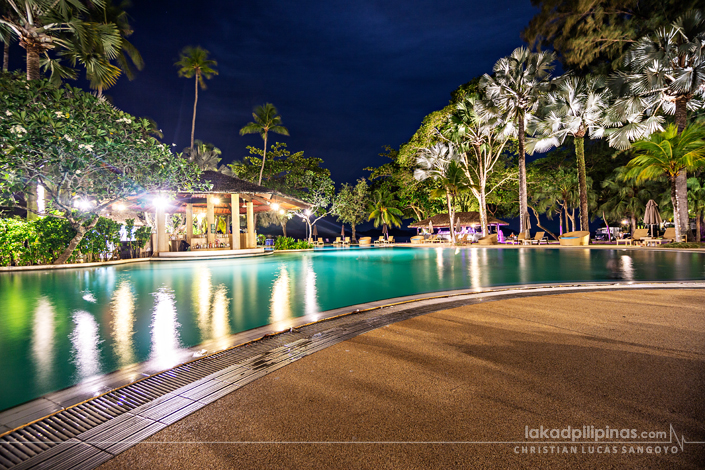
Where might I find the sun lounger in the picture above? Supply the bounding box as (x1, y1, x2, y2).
(530, 231, 547, 245)
(661, 227, 683, 244)
(616, 228, 649, 246)
(373, 236, 385, 245)
(343, 237, 351, 245)
(387, 236, 394, 244)
(477, 234, 498, 245)
(558, 231, 590, 246)
(332, 237, 342, 245)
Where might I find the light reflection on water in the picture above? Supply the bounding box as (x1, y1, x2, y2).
(2, 247, 704, 412)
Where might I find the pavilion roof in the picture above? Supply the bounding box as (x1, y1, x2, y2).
(408, 212, 509, 228)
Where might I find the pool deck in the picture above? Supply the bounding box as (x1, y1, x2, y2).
(93, 287, 705, 470)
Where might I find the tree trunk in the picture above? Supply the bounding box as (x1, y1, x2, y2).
(630, 214, 636, 237)
(26, 48, 41, 80)
(479, 183, 488, 236)
(280, 220, 287, 238)
(559, 207, 563, 235)
(446, 189, 455, 243)
(564, 203, 569, 232)
(529, 205, 558, 240)
(53, 217, 99, 265)
(352, 225, 357, 242)
(575, 136, 589, 232)
(3, 42, 8, 72)
(696, 212, 701, 242)
(670, 175, 682, 242)
(518, 115, 528, 235)
(191, 75, 199, 149)
(674, 97, 692, 240)
(258, 132, 268, 186)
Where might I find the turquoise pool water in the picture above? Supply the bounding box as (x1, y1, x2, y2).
(1, 247, 703, 411)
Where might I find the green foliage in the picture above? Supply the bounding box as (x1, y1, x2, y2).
(0, 215, 127, 266)
(257, 233, 266, 246)
(522, 0, 698, 72)
(367, 190, 404, 229)
(660, 242, 705, 248)
(332, 179, 369, 229)
(273, 236, 312, 250)
(175, 46, 218, 89)
(0, 72, 202, 263)
(183, 140, 222, 170)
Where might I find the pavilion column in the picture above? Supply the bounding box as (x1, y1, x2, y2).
(206, 195, 215, 248)
(156, 205, 168, 254)
(246, 201, 255, 248)
(231, 194, 241, 250)
(186, 203, 193, 244)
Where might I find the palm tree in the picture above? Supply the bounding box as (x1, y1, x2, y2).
(415, 143, 471, 243)
(610, 10, 705, 238)
(480, 47, 556, 235)
(0, 0, 119, 81)
(625, 123, 705, 242)
(528, 75, 612, 232)
(600, 166, 659, 236)
(687, 177, 705, 242)
(175, 46, 218, 149)
(367, 190, 404, 233)
(1, 7, 12, 72)
(239, 103, 289, 185)
(182, 140, 222, 171)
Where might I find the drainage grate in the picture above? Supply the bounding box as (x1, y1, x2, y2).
(0, 282, 701, 469)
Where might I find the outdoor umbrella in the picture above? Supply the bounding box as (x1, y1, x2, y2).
(341, 224, 345, 238)
(312, 224, 318, 240)
(428, 220, 433, 235)
(455, 216, 462, 237)
(644, 200, 662, 237)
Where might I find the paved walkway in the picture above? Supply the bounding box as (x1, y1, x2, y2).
(99, 289, 705, 469)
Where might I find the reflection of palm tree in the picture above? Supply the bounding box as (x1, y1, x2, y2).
(529, 75, 611, 232)
(239, 103, 289, 185)
(183, 140, 222, 171)
(175, 46, 218, 149)
(480, 47, 555, 234)
(367, 190, 404, 232)
(625, 123, 705, 242)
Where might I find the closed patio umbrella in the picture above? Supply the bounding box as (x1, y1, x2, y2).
(455, 216, 462, 235)
(522, 211, 531, 237)
(643, 200, 662, 237)
(312, 224, 318, 240)
(341, 224, 345, 238)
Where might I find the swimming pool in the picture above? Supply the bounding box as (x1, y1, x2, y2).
(1, 247, 703, 411)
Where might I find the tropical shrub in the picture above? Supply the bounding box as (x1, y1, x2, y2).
(274, 236, 312, 250)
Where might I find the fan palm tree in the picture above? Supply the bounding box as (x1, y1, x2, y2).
(610, 10, 705, 238)
(480, 47, 556, 235)
(528, 75, 612, 232)
(367, 190, 404, 232)
(175, 46, 218, 149)
(182, 140, 222, 171)
(625, 123, 705, 242)
(239, 103, 289, 185)
(414, 143, 470, 243)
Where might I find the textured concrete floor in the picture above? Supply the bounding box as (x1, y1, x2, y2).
(100, 289, 705, 469)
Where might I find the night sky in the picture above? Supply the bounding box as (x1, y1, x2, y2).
(16, 0, 537, 186)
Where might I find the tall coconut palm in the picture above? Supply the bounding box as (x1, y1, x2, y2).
(367, 190, 404, 232)
(0, 0, 119, 81)
(175, 46, 218, 149)
(625, 123, 705, 242)
(239, 103, 289, 185)
(528, 75, 612, 232)
(414, 143, 470, 243)
(610, 10, 705, 239)
(480, 47, 556, 235)
(1, 8, 12, 72)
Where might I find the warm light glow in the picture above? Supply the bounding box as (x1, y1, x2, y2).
(113, 203, 126, 211)
(110, 281, 136, 367)
(305, 209, 312, 216)
(621, 219, 629, 225)
(212, 197, 221, 204)
(37, 184, 45, 214)
(73, 199, 92, 210)
(271, 203, 280, 211)
(32, 297, 55, 386)
(270, 266, 291, 323)
(304, 259, 318, 316)
(279, 209, 285, 215)
(69, 310, 102, 379)
(150, 287, 181, 370)
(153, 196, 168, 209)
(211, 285, 231, 350)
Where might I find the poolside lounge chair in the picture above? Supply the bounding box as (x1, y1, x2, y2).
(661, 227, 683, 244)
(387, 236, 395, 244)
(426, 235, 439, 243)
(508, 233, 526, 245)
(477, 234, 498, 245)
(616, 228, 649, 246)
(332, 237, 342, 245)
(530, 232, 547, 245)
(343, 237, 351, 245)
(558, 231, 590, 246)
(315, 238, 324, 246)
(373, 236, 385, 245)
(457, 234, 468, 244)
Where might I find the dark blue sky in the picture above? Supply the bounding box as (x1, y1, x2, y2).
(113, 0, 538, 185)
(10, 0, 538, 185)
